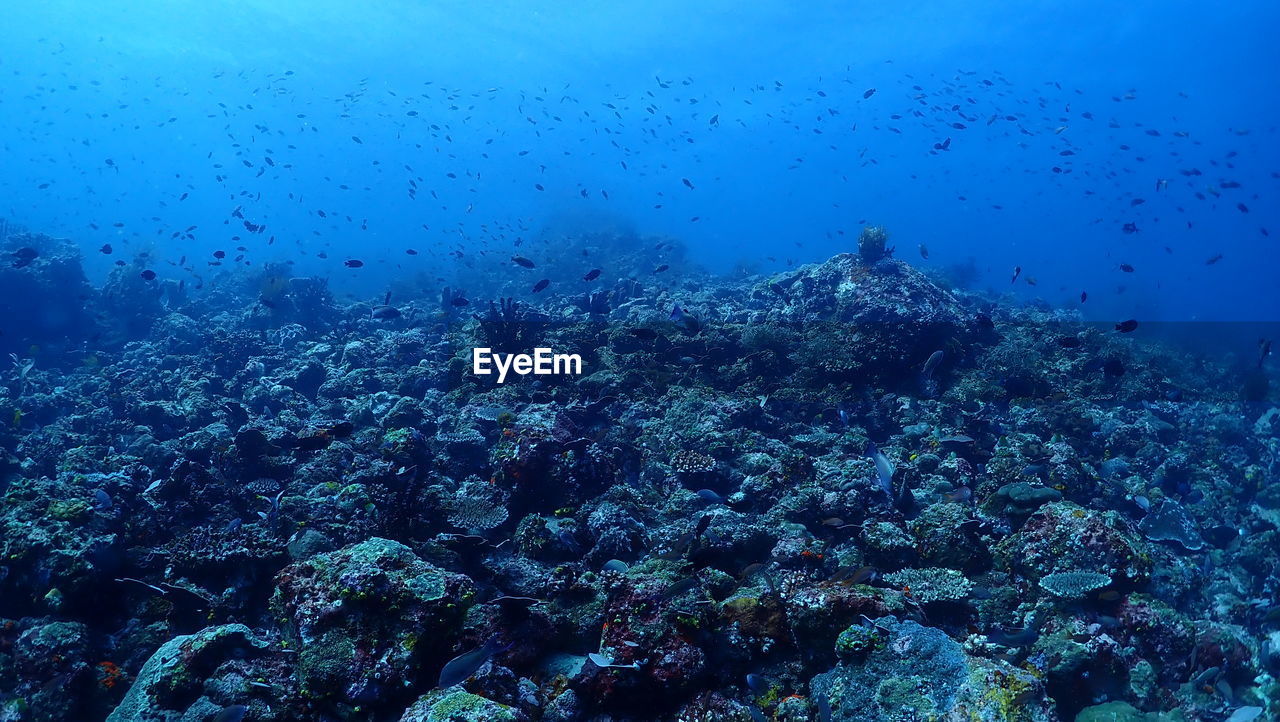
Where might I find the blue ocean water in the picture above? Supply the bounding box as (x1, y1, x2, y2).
(2, 0, 1276, 321)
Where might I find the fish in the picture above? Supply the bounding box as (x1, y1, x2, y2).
(1080, 291, 1087, 303)
(587, 653, 641, 671)
(582, 268, 601, 281)
(1058, 336, 1083, 348)
(918, 244, 929, 259)
(450, 297, 470, 307)
(1115, 319, 1139, 333)
(669, 304, 700, 332)
(210, 706, 248, 722)
(863, 88, 876, 99)
(1119, 263, 1135, 272)
(602, 559, 629, 573)
(695, 489, 725, 504)
(682, 178, 695, 189)
(140, 270, 157, 281)
(629, 328, 658, 341)
(660, 576, 702, 600)
(437, 636, 510, 688)
(99, 244, 113, 254)
(653, 264, 669, 273)
(1258, 339, 1272, 368)
(921, 350, 944, 378)
(1204, 253, 1223, 265)
(1010, 266, 1021, 284)
(866, 442, 895, 497)
(531, 279, 550, 293)
(371, 306, 402, 320)
(830, 566, 878, 585)
(987, 625, 1039, 647)
(343, 259, 364, 268)
(511, 255, 535, 268)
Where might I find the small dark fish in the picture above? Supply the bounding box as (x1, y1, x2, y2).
(405, 248, 418, 255)
(629, 327, 657, 340)
(213, 250, 226, 259)
(653, 264, 669, 273)
(694, 514, 713, 537)
(1010, 265, 1021, 284)
(371, 306, 402, 320)
(344, 259, 364, 268)
(863, 88, 876, 99)
(450, 297, 470, 307)
(1080, 291, 1088, 303)
(1122, 222, 1140, 234)
(99, 244, 113, 254)
(512, 255, 535, 268)
(1258, 339, 1272, 369)
(437, 636, 509, 688)
(681, 178, 695, 189)
(1115, 319, 1139, 333)
(140, 269, 157, 281)
(745, 673, 769, 693)
(661, 576, 701, 600)
(918, 244, 929, 259)
(531, 279, 550, 293)
(1204, 253, 1223, 265)
(583, 268, 601, 281)
(1119, 263, 1135, 272)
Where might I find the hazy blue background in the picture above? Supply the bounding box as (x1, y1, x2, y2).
(2, 0, 1276, 321)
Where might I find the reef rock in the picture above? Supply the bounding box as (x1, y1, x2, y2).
(270, 537, 477, 711)
(810, 619, 1055, 721)
(106, 624, 270, 722)
(757, 253, 978, 378)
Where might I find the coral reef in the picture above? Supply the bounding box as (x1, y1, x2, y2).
(0, 225, 1277, 722)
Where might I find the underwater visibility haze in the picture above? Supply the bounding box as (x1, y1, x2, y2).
(0, 1, 1278, 720)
